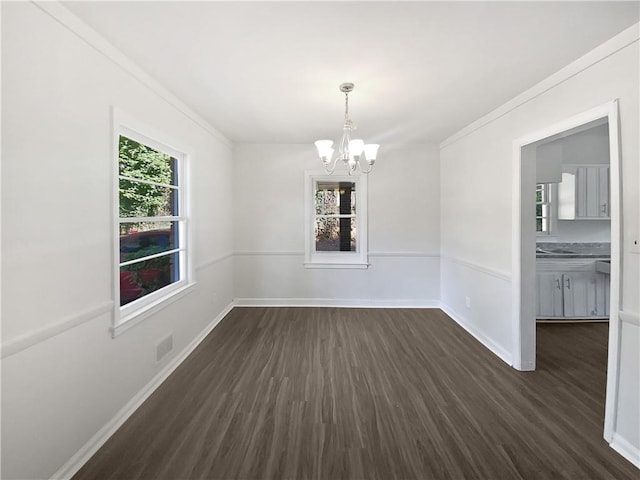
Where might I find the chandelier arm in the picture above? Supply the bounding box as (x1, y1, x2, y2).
(358, 161, 374, 174)
(323, 157, 339, 174)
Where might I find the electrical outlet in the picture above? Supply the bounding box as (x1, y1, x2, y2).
(465, 296, 471, 308)
(156, 334, 173, 363)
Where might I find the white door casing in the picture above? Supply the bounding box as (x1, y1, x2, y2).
(512, 100, 621, 442)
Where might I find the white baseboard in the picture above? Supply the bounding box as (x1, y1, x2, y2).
(50, 302, 235, 480)
(610, 432, 640, 469)
(440, 304, 513, 366)
(233, 297, 441, 308)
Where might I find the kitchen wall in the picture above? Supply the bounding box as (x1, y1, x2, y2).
(554, 123, 611, 242)
(440, 24, 639, 462)
(558, 123, 610, 165)
(1, 3, 234, 479)
(232, 144, 441, 306)
(553, 219, 610, 243)
(539, 123, 611, 243)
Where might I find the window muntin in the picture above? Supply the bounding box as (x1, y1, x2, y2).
(305, 173, 368, 268)
(117, 134, 187, 312)
(536, 183, 551, 234)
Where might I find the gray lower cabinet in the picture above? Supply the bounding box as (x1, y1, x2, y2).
(536, 262, 609, 318)
(536, 272, 564, 317)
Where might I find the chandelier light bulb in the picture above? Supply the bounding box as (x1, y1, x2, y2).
(314, 140, 334, 164)
(363, 144, 379, 165)
(349, 139, 365, 159)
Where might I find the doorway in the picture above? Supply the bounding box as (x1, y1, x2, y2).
(512, 100, 621, 442)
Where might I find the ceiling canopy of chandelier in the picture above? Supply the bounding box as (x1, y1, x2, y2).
(314, 83, 379, 175)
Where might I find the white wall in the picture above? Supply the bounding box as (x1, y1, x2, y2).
(1, 3, 234, 479)
(232, 144, 440, 306)
(440, 28, 639, 462)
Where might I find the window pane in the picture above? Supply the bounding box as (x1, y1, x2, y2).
(536, 205, 543, 217)
(120, 222, 177, 263)
(120, 252, 179, 306)
(119, 136, 177, 185)
(119, 179, 177, 218)
(535, 188, 542, 203)
(315, 217, 356, 252)
(536, 218, 543, 232)
(315, 181, 356, 215)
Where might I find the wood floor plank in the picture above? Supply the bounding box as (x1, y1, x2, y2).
(72, 308, 638, 480)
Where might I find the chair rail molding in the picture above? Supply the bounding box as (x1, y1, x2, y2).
(1, 301, 114, 358)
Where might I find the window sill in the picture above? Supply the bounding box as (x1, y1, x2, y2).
(304, 262, 369, 270)
(112, 282, 197, 337)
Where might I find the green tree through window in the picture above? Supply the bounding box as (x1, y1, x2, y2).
(119, 137, 176, 229)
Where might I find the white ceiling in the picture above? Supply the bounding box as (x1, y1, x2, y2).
(63, 1, 639, 145)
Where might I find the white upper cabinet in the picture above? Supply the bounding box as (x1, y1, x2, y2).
(558, 164, 610, 220)
(576, 166, 609, 218)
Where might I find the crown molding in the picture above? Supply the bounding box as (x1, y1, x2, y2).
(33, 1, 232, 148)
(440, 22, 640, 149)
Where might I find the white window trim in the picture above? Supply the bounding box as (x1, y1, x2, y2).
(112, 109, 194, 336)
(548, 183, 559, 235)
(304, 171, 369, 269)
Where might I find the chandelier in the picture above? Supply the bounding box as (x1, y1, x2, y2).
(314, 83, 379, 174)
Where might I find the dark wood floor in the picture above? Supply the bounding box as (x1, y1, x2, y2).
(73, 308, 637, 480)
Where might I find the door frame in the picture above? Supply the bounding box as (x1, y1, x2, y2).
(511, 100, 621, 442)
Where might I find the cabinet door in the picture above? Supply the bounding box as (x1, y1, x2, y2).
(576, 167, 597, 217)
(537, 272, 563, 317)
(597, 166, 609, 217)
(575, 166, 610, 219)
(562, 272, 599, 317)
(594, 273, 610, 316)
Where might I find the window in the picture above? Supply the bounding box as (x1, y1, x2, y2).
(304, 173, 368, 268)
(115, 126, 190, 330)
(536, 183, 551, 234)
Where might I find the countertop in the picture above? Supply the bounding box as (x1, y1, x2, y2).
(535, 242, 611, 259)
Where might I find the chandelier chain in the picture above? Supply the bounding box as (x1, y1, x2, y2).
(344, 91, 349, 123)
